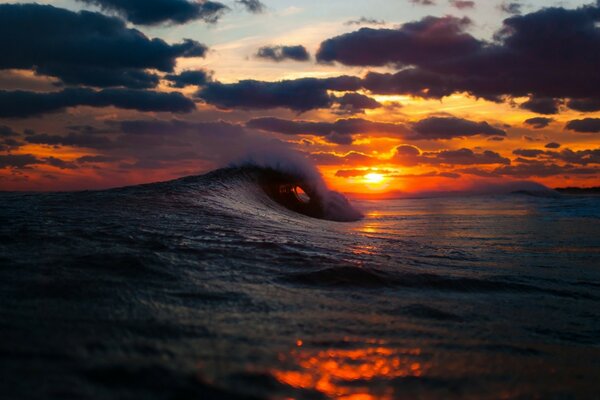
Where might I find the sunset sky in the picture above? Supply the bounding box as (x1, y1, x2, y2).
(0, 0, 599, 193)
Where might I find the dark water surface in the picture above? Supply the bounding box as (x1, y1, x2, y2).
(1, 168, 599, 399)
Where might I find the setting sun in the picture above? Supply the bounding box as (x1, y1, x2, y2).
(364, 173, 385, 184)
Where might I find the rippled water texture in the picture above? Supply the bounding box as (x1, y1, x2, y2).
(1, 168, 599, 399)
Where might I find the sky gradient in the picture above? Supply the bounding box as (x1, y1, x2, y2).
(0, 0, 599, 193)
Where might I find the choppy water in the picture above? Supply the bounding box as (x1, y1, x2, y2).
(1, 167, 599, 399)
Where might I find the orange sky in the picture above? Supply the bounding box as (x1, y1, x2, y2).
(0, 1, 599, 193)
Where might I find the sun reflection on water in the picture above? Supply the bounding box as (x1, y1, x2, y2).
(272, 339, 425, 399)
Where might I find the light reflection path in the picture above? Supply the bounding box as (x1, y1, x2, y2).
(272, 339, 424, 400)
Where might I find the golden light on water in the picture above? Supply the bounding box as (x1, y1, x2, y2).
(272, 340, 425, 399)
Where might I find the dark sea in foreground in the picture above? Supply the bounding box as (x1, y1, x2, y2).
(1, 167, 599, 399)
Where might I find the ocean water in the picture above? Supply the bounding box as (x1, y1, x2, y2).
(1, 167, 599, 399)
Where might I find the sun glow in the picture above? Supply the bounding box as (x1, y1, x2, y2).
(363, 173, 385, 184)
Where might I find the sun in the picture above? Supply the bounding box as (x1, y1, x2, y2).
(364, 173, 385, 184)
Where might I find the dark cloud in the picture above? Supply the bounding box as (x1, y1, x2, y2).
(317, 16, 478, 67)
(45, 156, 78, 170)
(165, 70, 212, 88)
(394, 145, 510, 166)
(246, 116, 504, 141)
(412, 117, 506, 139)
(318, 6, 600, 108)
(345, 17, 386, 26)
(236, 0, 266, 14)
(256, 45, 310, 62)
(567, 98, 600, 112)
(0, 154, 40, 169)
(524, 117, 553, 129)
(362, 69, 458, 99)
(0, 126, 18, 137)
(423, 148, 510, 165)
(0, 4, 207, 88)
(462, 162, 599, 178)
(246, 117, 409, 140)
(11, 118, 270, 174)
(523, 135, 544, 142)
(335, 93, 382, 113)
(197, 76, 361, 112)
(552, 148, 600, 165)
(77, 155, 121, 163)
(77, 0, 228, 25)
(520, 97, 561, 115)
(513, 149, 545, 158)
(118, 119, 246, 138)
(565, 118, 600, 133)
(512, 147, 600, 165)
(393, 144, 422, 166)
(24, 133, 115, 149)
(310, 151, 377, 166)
(391, 171, 461, 179)
(500, 2, 522, 15)
(0, 88, 195, 118)
(495, 162, 598, 177)
(449, 0, 475, 9)
(410, 0, 436, 5)
(545, 142, 561, 149)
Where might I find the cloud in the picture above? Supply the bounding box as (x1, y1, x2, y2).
(165, 70, 212, 88)
(24, 132, 115, 149)
(335, 168, 393, 178)
(0, 154, 41, 169)
(362, 69, 457, 99)
(513, 149, 545, 158)
(246, 117, 409, 140)
(76, 0, 228, 25)
(45, 156, 78, 170)
(197, 76, 361, 112)
(77, 155, 121, 163)
(0, 126, 18, 137)
(500, 2, 522, 15)
(565, 118, 600, 133)
(410, 0, 436, 5)
(411, 117, 506, 139)
(524, 117, 553, 129)
(345, 17, 385, 26)
(236, 0, 266, 14)
(567, 98, 600, 112)
(520, 97, 561, 115)
(12, 118, 297, 176)
(334, 93, 382, 113)
(422, 148, 510, 165)
(393, 171, 461, 179)
(0, 88, 195, 118)
(393, 145, 510, 166)
(512, 147, 600, 165)
(247, 116, 503, 141)
(317, 6, 600, 108)
(117, 119, 246, 138)
(256, 45, 310, 62)
(310, 151, 377, 166)
(0, 4, 207, 88)
(317, 16, 478, 67)
(494, 162, 598, 177)
(449, 0, 475, 9)
(545, 142, 561, 149)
